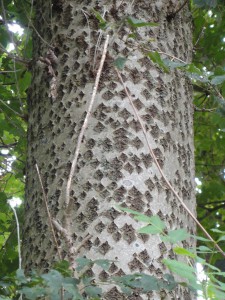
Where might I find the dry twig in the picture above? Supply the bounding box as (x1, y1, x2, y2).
(65, 34, 110, 211)
(115, 68, 225, 258)
(35, 164, 62, 260)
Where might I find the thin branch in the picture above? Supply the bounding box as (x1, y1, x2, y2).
(0, 99, 23, 117)
(52, 219, 92, 273)
(157, 50, 187, 64)
(167, 0, 189, 20)
(115, 68, 225, 258)
(194, 106, 216, 112)
(65, 34, 109, 211)
(81, 9, 91, 62)
(9, 205, 22, 269)
(199, 200, 225, 205)
(0, 45, 31, 66)
(52, 219, 76, 257)
(35, 164, 62, 260)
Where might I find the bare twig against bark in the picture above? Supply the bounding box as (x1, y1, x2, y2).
(52, 218, 92, 271)
(35, 164, 62, 260)
(115, 68, 225, 258)
(65, 34, 109, 211)
(167, 0, 189, 20)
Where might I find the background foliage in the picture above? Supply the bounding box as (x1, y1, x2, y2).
(0, 0, 225, 298)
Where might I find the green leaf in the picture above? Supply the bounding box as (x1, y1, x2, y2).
(139, 225, 163, 234)
(134, 215, 153, 223)
(190, 235, 211, 242)
(160, 229, 189, 244)
(18, 71, 31, 93)
(148, 215, 166, 230)
(113, 57, 127, 70)
(116, 205, 144, 216)
(197, 245, 213, 253)
(173, 247, 196, 258)
(76, 257, 92, 272)
(138, 274, 160, 292)
(0, 192, 7, 201)
(163, 58, 187, 69)
(53, 260, 72, 277)
(63, 283, 84, 299)
(211, 75, 225, 85)
(41, 270, 63, 290)
(217, 235, 225, 242)
(194, 0, 218, 8)
(211, 228, 225, 233)
(94, 259, 111, 271)
(163, 259, 197, 282)
(84, 286, 102, 298)
(126, 16, 158, 28)
(92, 9, 108, 30)
(162, 274, 177, 291)
(20, 286, 46, 300)
(138, 215, 165, 234)
(16, 269, 27, 284)
(147, 51, 169, 73)
(120, 285, 133, 295)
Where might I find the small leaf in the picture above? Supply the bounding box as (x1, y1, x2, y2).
(161, 229, 189, 244)
(113, 57, 127, 70)
(134, 215, 153, 223)
(92, 9, 108, 30)
(138, 215, 165, 234)
(163, 259, 197, 282)
(147, 51, 169, 73)
(194, 0, 217, 8)
(211, 228, 225, 233)
(190, 235, 211, 242)
(116, 205, 144, 216)
(41, 270, 63, 289)
(76, 257, 93, 272)
(120, 285, 133, 295)
(173, 247, 196, 258)
(185, 64, 203, 75)
(162, 274, 177, 291)
(84, 286, 102, 298)
(149, 215, 166, 231)
(197, 245, 213, 253)
(63, 283, 84, 300)
(127, 16, 158, 28)
(16, 269, 27, 284)
(138, 225, 162, 234)
(20, 286, 46, 300)
(163, 58, 187, 69)
(53, 260, 72, 277)
(138, 274, 160, 292)
(94, 259, 111, 271)
(211, 75, 225, 85)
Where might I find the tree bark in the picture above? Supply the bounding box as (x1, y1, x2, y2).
(23, 0, 196, 299)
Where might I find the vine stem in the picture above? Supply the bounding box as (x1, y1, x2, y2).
(35, 164, 62, 260)
(65, 34, 109, 211)
(115, 68, 225, 258)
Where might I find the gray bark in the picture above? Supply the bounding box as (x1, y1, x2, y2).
(23, 0, 196, 299)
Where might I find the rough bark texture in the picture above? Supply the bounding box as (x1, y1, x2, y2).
(23, 0, 196, 299)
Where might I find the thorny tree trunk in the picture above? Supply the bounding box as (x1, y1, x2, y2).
(23, 0, 196, 299)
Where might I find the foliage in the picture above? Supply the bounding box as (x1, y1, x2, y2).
(1, 209, 225, 299)
(0, 0, 225, 299)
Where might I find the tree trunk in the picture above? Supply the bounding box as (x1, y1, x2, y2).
(22, 0, 196, 299)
